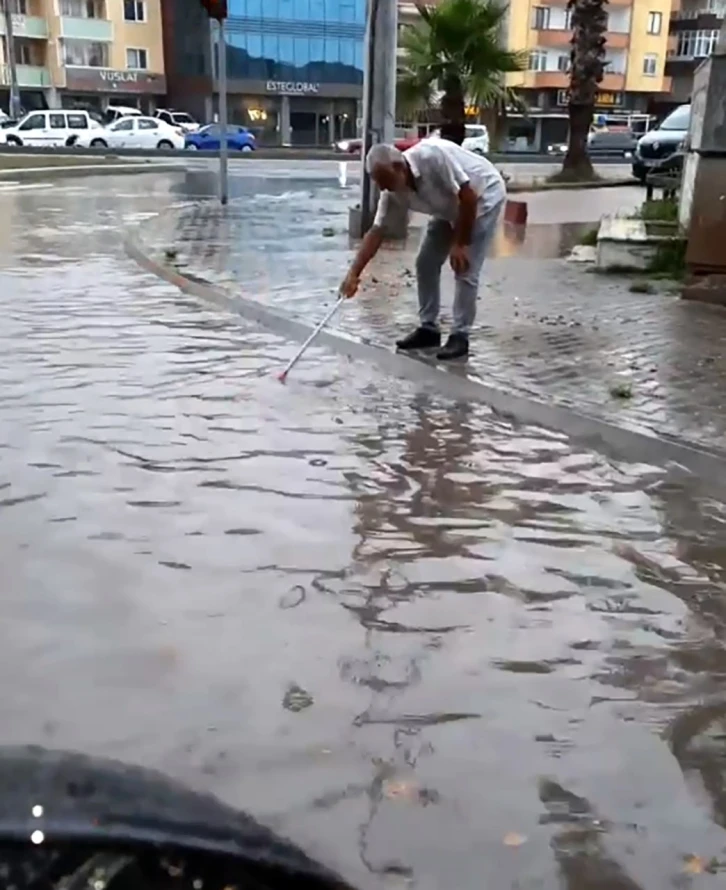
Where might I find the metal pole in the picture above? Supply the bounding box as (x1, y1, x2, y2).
(2, 0, 22, 120)
(359, 0, 378, 234)
(359, 0, 398, 235)
(218, 17, 229, 206)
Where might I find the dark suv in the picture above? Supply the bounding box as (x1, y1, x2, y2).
(632, 104, 690, 182)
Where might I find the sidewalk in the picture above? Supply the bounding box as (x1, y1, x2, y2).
(137, 190, 726, 460)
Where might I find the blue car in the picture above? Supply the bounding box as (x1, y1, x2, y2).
(185, 124, 256, 152)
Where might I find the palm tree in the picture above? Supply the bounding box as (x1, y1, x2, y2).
(397, 0, 526, 146)
(559, 0, 608, 179)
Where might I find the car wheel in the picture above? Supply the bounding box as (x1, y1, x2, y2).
(241, 144, 253, 152)
(90, 138, 107, 148)
(157, 140, 174, 150)
(186, 143, 199, 150)
(6, 135, 21, 147)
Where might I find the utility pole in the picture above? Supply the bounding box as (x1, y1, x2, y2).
(359, 0, 398, 234)
(200, 0, 229, 205)
(1, 0, 22, 120)
(217, 17, 229, 206)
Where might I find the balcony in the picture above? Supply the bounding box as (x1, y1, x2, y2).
(532, 28, 572, 47)
(0, 63, 51, 87)
(605, 31, 630, 48)
(532, 71, 626, 89)
(532, 27, 629, 49)
(0, 14, 48, 39)
(59, 16, 113, 41)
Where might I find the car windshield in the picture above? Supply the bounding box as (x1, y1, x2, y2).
(660, 105, 691, 131)
(172, 113, 195, 124)
(466, 126, 486, 137)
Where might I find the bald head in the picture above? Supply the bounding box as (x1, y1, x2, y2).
(365, 143, 408, 192)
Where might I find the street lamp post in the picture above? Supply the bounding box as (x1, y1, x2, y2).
(200, 0, 229, 206)
(217, 18, 229, 206)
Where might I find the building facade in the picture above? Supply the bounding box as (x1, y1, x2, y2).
(1, 0, 166, 114)
(211, 0, 365, 145)
(158, 0, 212, 121)
(506, 0, 675, 146)
(665, 0, 723, 105)
(398, 0, 677, 151)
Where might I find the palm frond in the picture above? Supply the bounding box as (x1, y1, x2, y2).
(397, 0, 526, 113)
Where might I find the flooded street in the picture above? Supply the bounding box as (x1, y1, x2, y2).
(1, 168, 726, 890)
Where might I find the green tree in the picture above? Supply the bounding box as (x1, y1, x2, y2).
(559, 0, 608, 179)
(397, 0, 526, 146)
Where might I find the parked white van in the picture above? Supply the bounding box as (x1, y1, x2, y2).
(104, 105, 143, 125)
(0, 109, 101, 147)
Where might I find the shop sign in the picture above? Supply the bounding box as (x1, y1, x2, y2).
(595, 91, 624, 107)
(99, 70, 141, 84)
(556, 89, 624, 107)
(64, 67, 166, 94)
(265, 81, 320, 95)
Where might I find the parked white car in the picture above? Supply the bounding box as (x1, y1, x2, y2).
(461, 124, 490, 155)
(73, 115, 185, 150)
(0, 109, 101, 147)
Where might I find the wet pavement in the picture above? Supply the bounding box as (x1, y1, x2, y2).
(2, 169, 726, 889)
(140, 160, 726, 459)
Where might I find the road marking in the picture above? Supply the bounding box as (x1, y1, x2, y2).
(0, 181, 48, 192)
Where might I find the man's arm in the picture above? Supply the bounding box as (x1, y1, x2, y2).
(341, 192, 390, 296)
(430, 147, 478, 247)
(453, 183, 478, 247)
(349, 226, 384, 278)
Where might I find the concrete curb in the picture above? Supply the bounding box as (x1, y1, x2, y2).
(508, 177, 638, 193)
(125, 227, 726, 485)
(0, 163, 182, 181)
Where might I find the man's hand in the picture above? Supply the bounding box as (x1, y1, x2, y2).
(340, 269, 360, 299)
(449, 244, 470, 275)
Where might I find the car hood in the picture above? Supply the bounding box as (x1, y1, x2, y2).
(638, 128, 686, 147)
(0, 745, 351, 888)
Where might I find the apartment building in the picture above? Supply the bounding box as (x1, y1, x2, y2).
(666, 0, 723, 103)
(398, 0, 676, 149)
(0, 0, 166, 114)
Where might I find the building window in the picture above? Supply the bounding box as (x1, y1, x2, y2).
(124, 0, 146, 21)
(528, 49, 548, 71)
(647, 11, 662, 34)
(9, 0, 27, 14)
(126, 47, 148, 69)
(14, 39, 32, 64)
(62, 38, 108, 66)
(674, 28, 720, 58)
(564, 8, 573, 28)
(642, 53, 658, 75)
(532, 6, 551, 29)
(557, 53, 570, 71)
(60, 0, 103, 18)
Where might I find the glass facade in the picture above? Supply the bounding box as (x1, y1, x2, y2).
(225, 0, 365, 86)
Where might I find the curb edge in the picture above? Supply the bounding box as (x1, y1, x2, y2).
(124, 228, 726, 487)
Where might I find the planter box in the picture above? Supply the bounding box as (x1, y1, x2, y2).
(596, 215, 685, 273)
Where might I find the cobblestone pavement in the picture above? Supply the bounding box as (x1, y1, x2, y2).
(137, 169, 726, 459)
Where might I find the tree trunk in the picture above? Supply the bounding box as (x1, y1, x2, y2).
(562, 102, 594, 177)
(559, 0, 607, 180)
(439, 72, 466, 144)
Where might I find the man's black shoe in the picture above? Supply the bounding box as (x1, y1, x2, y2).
(395, 327, 441, 351)
(437, 333, 469, 361)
